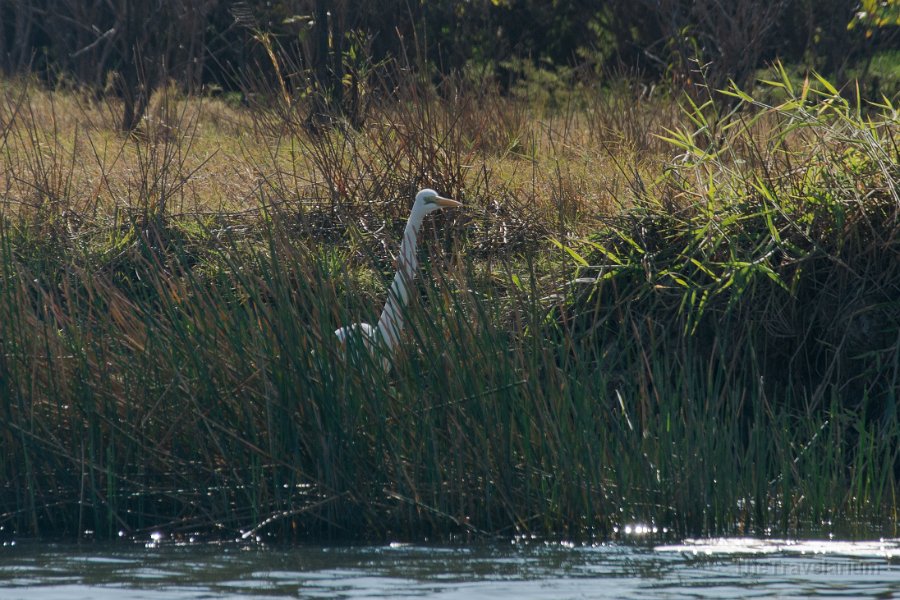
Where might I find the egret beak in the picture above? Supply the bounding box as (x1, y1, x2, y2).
(435, 196, 462, 208)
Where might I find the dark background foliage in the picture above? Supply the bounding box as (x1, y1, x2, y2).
(0, 0, 895, 128)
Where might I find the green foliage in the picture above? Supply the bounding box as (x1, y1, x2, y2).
(851, 0, 900, 29)
(565, 66, 898, 398)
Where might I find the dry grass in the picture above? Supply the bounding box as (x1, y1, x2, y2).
(0, 73, 680, 246)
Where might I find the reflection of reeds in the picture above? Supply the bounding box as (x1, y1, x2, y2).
(0, 65, 896, 542)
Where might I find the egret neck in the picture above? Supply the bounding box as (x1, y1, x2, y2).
(375, 202, 427, 352)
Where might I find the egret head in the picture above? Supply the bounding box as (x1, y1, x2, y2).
(414, 188, 461, 216)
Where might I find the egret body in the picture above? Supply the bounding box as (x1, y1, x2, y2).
(334, 188, 461, 369)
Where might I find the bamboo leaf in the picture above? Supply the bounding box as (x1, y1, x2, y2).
(550, 238, 589, 266)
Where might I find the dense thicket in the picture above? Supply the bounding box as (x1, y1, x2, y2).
(1, 1, 895, 130)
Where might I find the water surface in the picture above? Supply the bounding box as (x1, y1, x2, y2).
(1, 537, 899, 599)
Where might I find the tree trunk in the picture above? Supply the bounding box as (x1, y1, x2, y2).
(308, 0, 345, 131)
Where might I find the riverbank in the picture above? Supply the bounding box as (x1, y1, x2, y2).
(0, 67, 897, 541)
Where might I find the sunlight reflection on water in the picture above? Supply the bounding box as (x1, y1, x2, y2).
(656, 537, 900, 557)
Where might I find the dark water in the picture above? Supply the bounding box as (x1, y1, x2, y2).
(1, 536, 899, 599)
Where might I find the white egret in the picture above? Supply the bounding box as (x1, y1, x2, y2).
(334, 188, 461, 369)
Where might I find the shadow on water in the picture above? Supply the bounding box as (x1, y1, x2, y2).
(0, 536, 899, 599)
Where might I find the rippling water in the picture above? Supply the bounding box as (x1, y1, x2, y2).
(1, 537, 899, 599)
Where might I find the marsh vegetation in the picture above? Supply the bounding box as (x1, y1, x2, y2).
(0, 2, 897, 543)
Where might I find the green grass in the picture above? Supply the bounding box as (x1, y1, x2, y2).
(0, 66, 897, 542)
